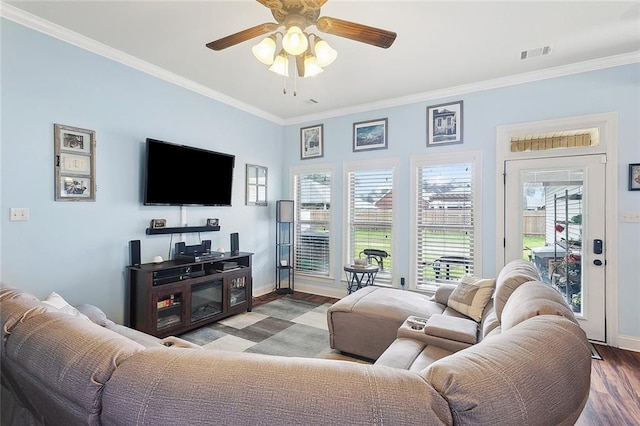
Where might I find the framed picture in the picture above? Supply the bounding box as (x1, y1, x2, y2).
(54, 124, 96, 201)
(150, 219, 167, 229)
(300, 124, 323, 160)
(426, 100, 463, 147)
(59, 176, 92, 199)
(353, 118, 388, 152)
(629, 163, 640, 191)
(246, 164, 268, 206)
(207, 218, 219, 227)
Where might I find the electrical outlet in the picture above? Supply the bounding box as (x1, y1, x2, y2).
(620, 212, 640, 223)
(9, 208, 29, 222)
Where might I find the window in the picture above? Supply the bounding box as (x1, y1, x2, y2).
(292, 167, 332, 277)
(345, 159, 397, 286)
(411, 152, 481, 292)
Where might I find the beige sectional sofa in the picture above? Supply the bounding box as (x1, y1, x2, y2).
(1, 259, 591, 425)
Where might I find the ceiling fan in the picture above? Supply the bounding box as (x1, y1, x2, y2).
(206, 0, 397, 78)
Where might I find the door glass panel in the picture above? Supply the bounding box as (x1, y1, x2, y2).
(521, 168, 583, 314)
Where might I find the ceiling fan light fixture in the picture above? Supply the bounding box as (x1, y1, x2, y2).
(303, 54, 324, 78)
(314, 38, 337, 67)
(252, 35, 277, 65)
(282, 26, 308, 56)
(268, 49, 289, 77)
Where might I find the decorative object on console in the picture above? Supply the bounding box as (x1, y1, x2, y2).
(300, 124, 323, 160)
(54, 123, 96, 201)
(150, 219, 167, 229)
(629, 163, 640, 191)
(246, 164, 268, 206)
(426, 100, 463, 147)
(152, 256, 164, 264)
(353, 118, 388, 152)
(207, 218, 219, 227)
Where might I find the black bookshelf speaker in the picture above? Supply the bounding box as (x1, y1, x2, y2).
(202, 239, 211, 253)
(129, 240, 141, 266)
(175, 242, 186, 255)
(277, 200, 294, 223)
(230, 233, 239, 254)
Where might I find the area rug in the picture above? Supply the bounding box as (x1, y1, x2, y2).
(178, 296, 369, 363)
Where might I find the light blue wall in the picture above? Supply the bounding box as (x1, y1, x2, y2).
(284, 63, 640, 341)
(1, 20, 284, 322)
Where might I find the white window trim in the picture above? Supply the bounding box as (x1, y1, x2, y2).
(343, 157, 400, 288)
(290, 163, 336, 281)
(409, 151, 483, 293)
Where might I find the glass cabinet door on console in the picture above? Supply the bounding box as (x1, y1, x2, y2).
(229, 273, 247, 308)
(153, 289, 183, 332)
(190, 280, 223, 324)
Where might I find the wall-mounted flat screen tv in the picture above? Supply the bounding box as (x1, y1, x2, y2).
(144, 138, 235, 206)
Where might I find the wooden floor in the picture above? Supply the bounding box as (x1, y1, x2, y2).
(254, 291, 640, 424)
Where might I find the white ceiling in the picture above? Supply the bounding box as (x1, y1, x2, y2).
(4, 1, 640, 124)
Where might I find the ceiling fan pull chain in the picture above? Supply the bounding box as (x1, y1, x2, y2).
(294, 69, 298, 96)
(283, 73, 287, 95)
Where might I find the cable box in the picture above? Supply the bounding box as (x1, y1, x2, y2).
(220, 261, 238, 271)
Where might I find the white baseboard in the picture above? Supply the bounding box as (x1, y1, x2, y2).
(617, 335, 640, 353)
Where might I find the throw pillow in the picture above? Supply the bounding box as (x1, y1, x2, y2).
(447, 275, 496, 322)
(42, 292, 91, 321)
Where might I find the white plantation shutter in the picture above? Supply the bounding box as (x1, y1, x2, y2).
(294, 171, 331, 276)
(415, 159, 477, 290)
(346, 167, 394, 285)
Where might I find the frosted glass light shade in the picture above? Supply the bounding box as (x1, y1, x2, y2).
(252, 36, 276, 65)
(282, 26, 308, 56)
(269, 51, 289, 76)
(303, 55, 324, 77)
(314, 38, 337, 67)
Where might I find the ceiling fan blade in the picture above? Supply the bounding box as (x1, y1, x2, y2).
(316, 16, 397, 49)
(206, 23, 279, 51)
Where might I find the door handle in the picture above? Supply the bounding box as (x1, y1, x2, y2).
(593, 259, 603, 266)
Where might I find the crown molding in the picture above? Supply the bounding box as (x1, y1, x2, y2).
(283, 51, 640, 125)
(2, 2, 638, 127)
(0, 3, 285, 125)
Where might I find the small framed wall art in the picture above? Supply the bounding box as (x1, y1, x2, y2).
(426, 100, 463, 147)
(629, 163, 640, 191)
(54, 123, 96, 201)
(246, 164, 268, 206)
(300, 124, 323, 160)
(353, 118, 388, 152)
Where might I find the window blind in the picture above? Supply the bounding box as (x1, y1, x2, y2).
(415, 162, 474, 289)
(294, 172, 331, 276)
(347, 169, 393, 284)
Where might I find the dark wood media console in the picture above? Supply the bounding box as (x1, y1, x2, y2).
(128, 252, 253, 338)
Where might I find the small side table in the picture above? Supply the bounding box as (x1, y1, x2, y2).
(343, 265, 379, 294)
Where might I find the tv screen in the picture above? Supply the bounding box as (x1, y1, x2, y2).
(144, 138, 235, 206)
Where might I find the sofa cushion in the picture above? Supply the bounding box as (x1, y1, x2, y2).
(446, 275, 496, 321)
(433, 283, 456, 305)
(493, 260, 540, 322)
(501, 281, 577, 331)
(42, 291, 91, 321)
(422, 315, 591, 425)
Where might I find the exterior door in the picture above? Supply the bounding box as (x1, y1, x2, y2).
(504, 154, 606, 342)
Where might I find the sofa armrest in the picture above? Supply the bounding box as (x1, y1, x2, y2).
(433, 284, 457, 305)
(424, 314, 478, 345)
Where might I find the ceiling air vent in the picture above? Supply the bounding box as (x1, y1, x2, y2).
(520, 45, 552, 60)
(304, 98, 319, 105)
